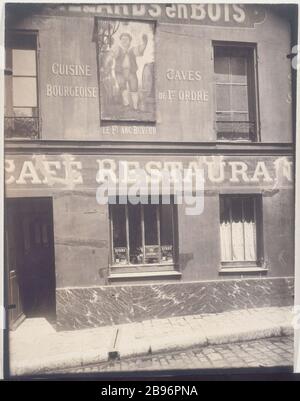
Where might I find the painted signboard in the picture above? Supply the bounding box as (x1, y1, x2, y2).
(52, 4, 266, 28)
(95, 18, 156, 122)
(4, 155, 293, 192)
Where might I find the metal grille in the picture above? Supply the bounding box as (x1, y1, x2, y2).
(4, 117, 39, 139)
(216, 120, 256, 141)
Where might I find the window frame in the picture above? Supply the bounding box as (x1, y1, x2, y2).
(109, 198, 178, 273)
(219, 194, 264, 271)
(213, 41, 260, 143)
(5, 29, 40, 139)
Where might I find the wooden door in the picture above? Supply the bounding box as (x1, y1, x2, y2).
(5, 202, 25, 330)
(19, 206, 56, 318)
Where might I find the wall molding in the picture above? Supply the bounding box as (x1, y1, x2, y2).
(4, 140, 294, 156)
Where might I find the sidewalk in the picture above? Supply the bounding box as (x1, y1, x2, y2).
(9, 306, 293, 376)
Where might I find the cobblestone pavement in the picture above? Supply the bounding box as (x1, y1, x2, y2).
(11, 307, 292, 376)
(54, 336, 293, 374)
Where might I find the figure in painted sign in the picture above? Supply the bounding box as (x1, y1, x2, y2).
(97, 19, 155, 122)
(107, 33, 148, 111)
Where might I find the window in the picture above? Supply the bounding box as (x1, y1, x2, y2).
(5, 31, 39, 139)
(219, 195, 262, 266)
(214, 43, 258, 141)
(110, 198, 176, 268)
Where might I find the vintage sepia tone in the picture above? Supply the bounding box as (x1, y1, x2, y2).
(3, 3, 297, 377)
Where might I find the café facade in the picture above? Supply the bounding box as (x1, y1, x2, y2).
(4, 4, 295, 330)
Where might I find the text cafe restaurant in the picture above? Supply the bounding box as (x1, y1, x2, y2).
(4, 4, 296, 330)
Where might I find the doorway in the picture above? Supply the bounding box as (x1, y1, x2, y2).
(5, 197, 56, 330)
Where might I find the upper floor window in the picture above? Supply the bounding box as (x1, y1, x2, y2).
(5, 31, 39, 139)
(214, 43, 258, 142)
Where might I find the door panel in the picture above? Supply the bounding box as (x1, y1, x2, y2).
(5, 203, 25, 330)
(20, 208, 56, 317)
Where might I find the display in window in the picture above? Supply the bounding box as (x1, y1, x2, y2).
(129, 246, 143, 265)
(113, 247, 128, 265)
(144, 245, 160, 264)
(95, 18, 155, 122)
(110, 200, 176, 266)
(111, 204, 128, 265)
(128, 204, 143, 264)
(161, 245, 174, 262)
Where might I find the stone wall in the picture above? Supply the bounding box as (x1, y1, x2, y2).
(56, 277, 294, 331)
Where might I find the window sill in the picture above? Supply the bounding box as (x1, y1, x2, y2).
(216, 140, 257, 145)
(108, 270, 182, 281)
(219, 266, 268, 274)
(217, 139, 254, 143)
(110, 262, 174, 269)
(4, 136, 37, 140)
